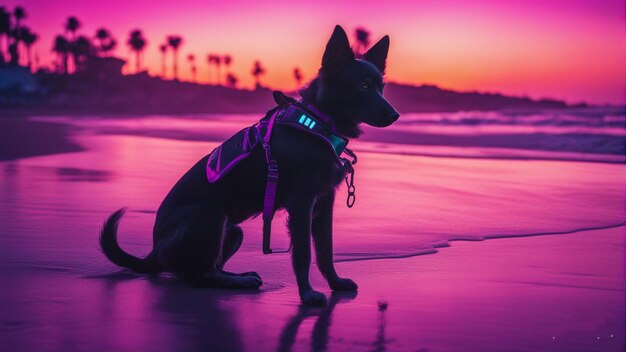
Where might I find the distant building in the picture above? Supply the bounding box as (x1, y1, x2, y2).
(81, 57, 126, 80)
(0, 66, 39, 94)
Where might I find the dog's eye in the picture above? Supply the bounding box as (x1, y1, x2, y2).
(360, 81, 370, 90)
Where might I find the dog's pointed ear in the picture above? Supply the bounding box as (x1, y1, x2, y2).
(363, 35, 390, 74)
(321, 25, 354, 74)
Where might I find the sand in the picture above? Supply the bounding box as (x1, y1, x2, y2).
(0, 117, 83, 161)
(0, 114, 623, 351)
(1, 226, 622, 351)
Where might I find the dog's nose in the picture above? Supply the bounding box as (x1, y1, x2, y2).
(387, 108, 400, 124)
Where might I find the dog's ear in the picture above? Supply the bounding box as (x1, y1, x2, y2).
(363, 35, 390, 74)
(321, 25, 354, 74)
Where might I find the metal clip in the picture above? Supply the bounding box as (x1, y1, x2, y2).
(341, 155, 356, 208)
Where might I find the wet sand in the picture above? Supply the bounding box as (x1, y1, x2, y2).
(0, 114, 623, 351)
(1, 227, 623, 351)
(0, 117, 83, 161)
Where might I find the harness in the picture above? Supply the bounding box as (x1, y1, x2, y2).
(205, 91, 358, 254)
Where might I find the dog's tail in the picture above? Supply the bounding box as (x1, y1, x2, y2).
(99, 208, 161, 274)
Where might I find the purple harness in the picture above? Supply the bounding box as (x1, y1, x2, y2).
(206, 91, 357, 254)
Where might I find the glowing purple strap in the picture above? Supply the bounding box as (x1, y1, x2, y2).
(261, 109, 280, 254)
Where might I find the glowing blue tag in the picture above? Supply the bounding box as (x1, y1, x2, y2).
(298, 114, 317, 130)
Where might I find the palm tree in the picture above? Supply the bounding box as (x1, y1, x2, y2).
(0, 7, 10, 63)
(226, 72, 238, 88)
(214, 55, 222, 85)
(167, 35, 183, 80)
(21, 27, 38, 70)
(65, 16, 81, 40)
(207, 54, 219, 83)
(251, 60, 265, 88)
(8, 6, 26, 65)
(101, 38, 116, 56)
(53, 34, 70, 74)
(95, 28, 116, 56)
(353, 27, 370, 56)
(293, 67, 303, 89)
(8, 26, 27, 66)
(187, 54, 196, 82)
(13, 6, 25, 29)
(223, 54, 232, 82)
(72, 35, 94, 71)
(127, 29, 147, 73)
(159, 44, 167, 78)
(207, 54, 220, 84)
(205, 54, 212, 83)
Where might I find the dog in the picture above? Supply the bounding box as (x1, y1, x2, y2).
(100, 25, 399, 306)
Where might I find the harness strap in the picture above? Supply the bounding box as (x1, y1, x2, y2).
(260, 91, 357, 255)
(261, 108, 281, 254)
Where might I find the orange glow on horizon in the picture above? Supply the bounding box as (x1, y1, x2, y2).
(5, 0, 626, 104)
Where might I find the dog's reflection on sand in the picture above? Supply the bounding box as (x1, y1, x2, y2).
(92, 273, 390, 351)
(278, 291, 390, 352)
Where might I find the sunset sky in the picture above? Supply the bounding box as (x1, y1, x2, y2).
(5, 0, 626, 104)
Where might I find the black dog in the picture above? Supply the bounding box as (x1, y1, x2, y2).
(100, 25, 399, 306)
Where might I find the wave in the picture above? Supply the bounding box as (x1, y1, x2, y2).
(334, 223, 625, 263)
(32, 107, 626, 163)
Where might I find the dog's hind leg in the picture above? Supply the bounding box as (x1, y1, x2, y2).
(156, 204, 261, 289)
(217, 224, 262, 281)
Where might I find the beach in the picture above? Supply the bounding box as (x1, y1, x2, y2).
(0, 113, 624, 351)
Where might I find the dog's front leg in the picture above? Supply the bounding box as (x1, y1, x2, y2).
(312, 193, 358, 292)
(287, 197, 327, 306)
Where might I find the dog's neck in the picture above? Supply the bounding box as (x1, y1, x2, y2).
(299, 79, 363, 139)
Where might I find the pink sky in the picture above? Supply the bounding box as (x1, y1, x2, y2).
(5, 0, 626, 104)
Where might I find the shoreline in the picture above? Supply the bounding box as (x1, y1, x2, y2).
(13, 113, 623, 165)
(334, 222, 626, 263)
(0, 116, 84, 161)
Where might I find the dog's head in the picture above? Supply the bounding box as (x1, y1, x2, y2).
(300, 25, 400, 137)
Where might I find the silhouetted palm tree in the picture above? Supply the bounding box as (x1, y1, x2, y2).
(7, 6, 26, 65)
(65, 16, 80, 40)
(127, 29, 147, 73)
(207, 54, 221, 84)
(251, 60, 265, 88)
(159, 44, 167, 78)
(72, 35, 94, 71)
(214, 55, 223, 85)
(226, 72, 238, 88)
(13, 6, 25, 29)
(187, 54, 196, 82)
(293, 67, 303, 89)
(353, 27, 370, 56)
(223, 54, 232, 83)
(205, 54, 213, 82)
(21, 27, 37, 70)
(8, 26, 23, 65)
(95, 28, 116, 57)
(0, 7, 10, 63)
(167, 35, 183, 80)
(53, 34, 70, 74)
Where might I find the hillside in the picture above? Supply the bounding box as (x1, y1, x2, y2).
(1, 70, 588, 116)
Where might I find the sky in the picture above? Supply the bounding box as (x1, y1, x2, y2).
(4, 0, 626, 104)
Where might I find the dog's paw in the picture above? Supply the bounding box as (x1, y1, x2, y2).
(241, 271, 262, 281)
(233, 275, 263, 289)
(330, 277, 358, 291)
(300, 290, 328, 306)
